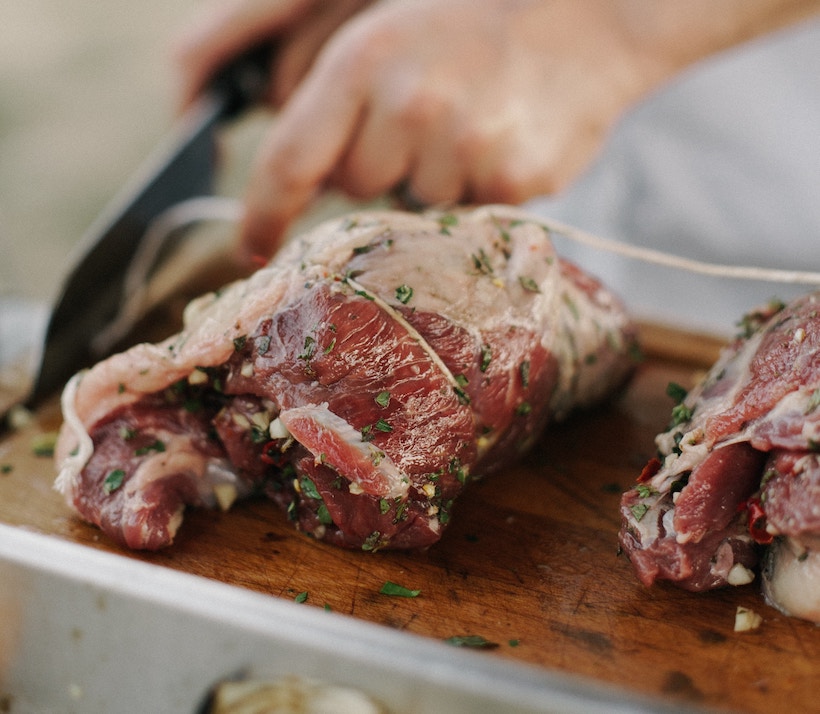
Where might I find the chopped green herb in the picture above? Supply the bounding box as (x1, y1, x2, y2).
(300, 476, 322, 500)
(378, 498, 391, 515)
(455, 373, 469, 388)
(118, 426, 136, 441)
(375, 391, 391, 408)
(361, 531, 384, 552)
(805, 388, 820, 415)
(666, 382, 688, 403)
(562, 293, 580, 320)
(361, 424, 374, 442)
(395, 284, 414, 304)
(374, 418, 393, 433)
(232, 335, 247, 352)
(31, 433, 58, 458)
(515, 401, 532, 416)
(630, 503, 649, 521)
(493, 218, 512, 243)
(379, 581, 421, 598)
(352, 244, 373, 254)
(103, 469, 126, 495)
(670, 403, 692, 426)
(479, 344, 492, 372)
(444, 635, 499, 649)
(322, 337, 336, 354)
(508, 639, 520, 647)
(298, 335, 317, 361)
(519, 361, 530, 388)
(449, 456, 467, 484)
(135, 439, 166, 456)
(355, 289, 375, 301)
(471, 249, 494, 275)
(316, 503, 333, 525)
(438, 214, 458, 234)
(294, 591, 308, 603)
(453, 385, 471, 406)
(635, 484, 655, 499)
(735, 298, 786, 339)
(1, 463, 13, 475)
(518, 276, 540, 293)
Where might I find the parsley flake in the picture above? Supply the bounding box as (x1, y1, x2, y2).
(666, 382, 688, 403)
(374, 418, 393, 433)
(480, 343, 492, 372)
(444, 635, 499, 649)
(135, 439, 165, 456)
(518, 276, 540, 293)
(395, 284, 413, 304)
(300, 476, 322, 500)
(31, 433, 57, 458)
(379, 581, 421, 598)
(438, 214, 458, 234)
(630, 503, 649, 521)
(103, 469, 126, 495)
(520, 360, 531, 388)
(471, 249, 493, 275)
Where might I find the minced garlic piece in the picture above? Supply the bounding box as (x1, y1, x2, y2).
(188, 368, 209, 385)
(268, 417, 290, 439)
(734, 606, 763, 632)
(213, 483, 238, 511)
(727, 563, 755, 586)
(250, 411, 271, 432)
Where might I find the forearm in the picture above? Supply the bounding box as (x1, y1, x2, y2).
(612, 0, 820, 85)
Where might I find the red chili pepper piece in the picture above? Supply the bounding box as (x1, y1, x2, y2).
(260, 440, 288, 467)
(742, 497, 774, 545)
(638, 457, 662, 483)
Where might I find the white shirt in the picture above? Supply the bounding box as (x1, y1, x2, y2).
(527, 17, 820, 337)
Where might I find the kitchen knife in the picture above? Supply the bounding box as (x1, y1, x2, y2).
(23, 45, 270, 409)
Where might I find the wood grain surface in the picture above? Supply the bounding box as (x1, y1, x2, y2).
(1, 326, 818, 714)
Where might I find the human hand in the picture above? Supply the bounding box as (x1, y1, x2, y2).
(175, 0, 375, 111)
(175, 0, 820, 264)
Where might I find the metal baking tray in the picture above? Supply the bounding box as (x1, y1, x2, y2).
(0, 523, 688, 713)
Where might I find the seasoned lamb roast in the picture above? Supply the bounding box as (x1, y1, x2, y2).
(620, 293, 820, 622)
(55, 205, 637, 552)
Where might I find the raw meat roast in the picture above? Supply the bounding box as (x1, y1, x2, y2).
(620, 293, 820, 622)
(55, 206, 636, 552)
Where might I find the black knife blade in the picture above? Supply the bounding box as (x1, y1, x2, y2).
(25, 45, 270, 408)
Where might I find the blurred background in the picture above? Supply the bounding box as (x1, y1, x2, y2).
(2, 3, 818, 335)
(0, 0, 239, 305)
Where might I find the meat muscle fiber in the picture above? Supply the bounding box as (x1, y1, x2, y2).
(619, 293, 820, 622)
(55, 206, 637, 552)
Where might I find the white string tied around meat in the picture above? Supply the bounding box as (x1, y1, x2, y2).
(538, 215, 820, 286)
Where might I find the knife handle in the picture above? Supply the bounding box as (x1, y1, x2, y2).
(208, 42, 273, 120)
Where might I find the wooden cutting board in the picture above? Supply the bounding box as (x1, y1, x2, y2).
(1, 323, 818, 713)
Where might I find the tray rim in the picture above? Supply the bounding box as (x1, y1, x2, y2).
(0, 522, 692, 714)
